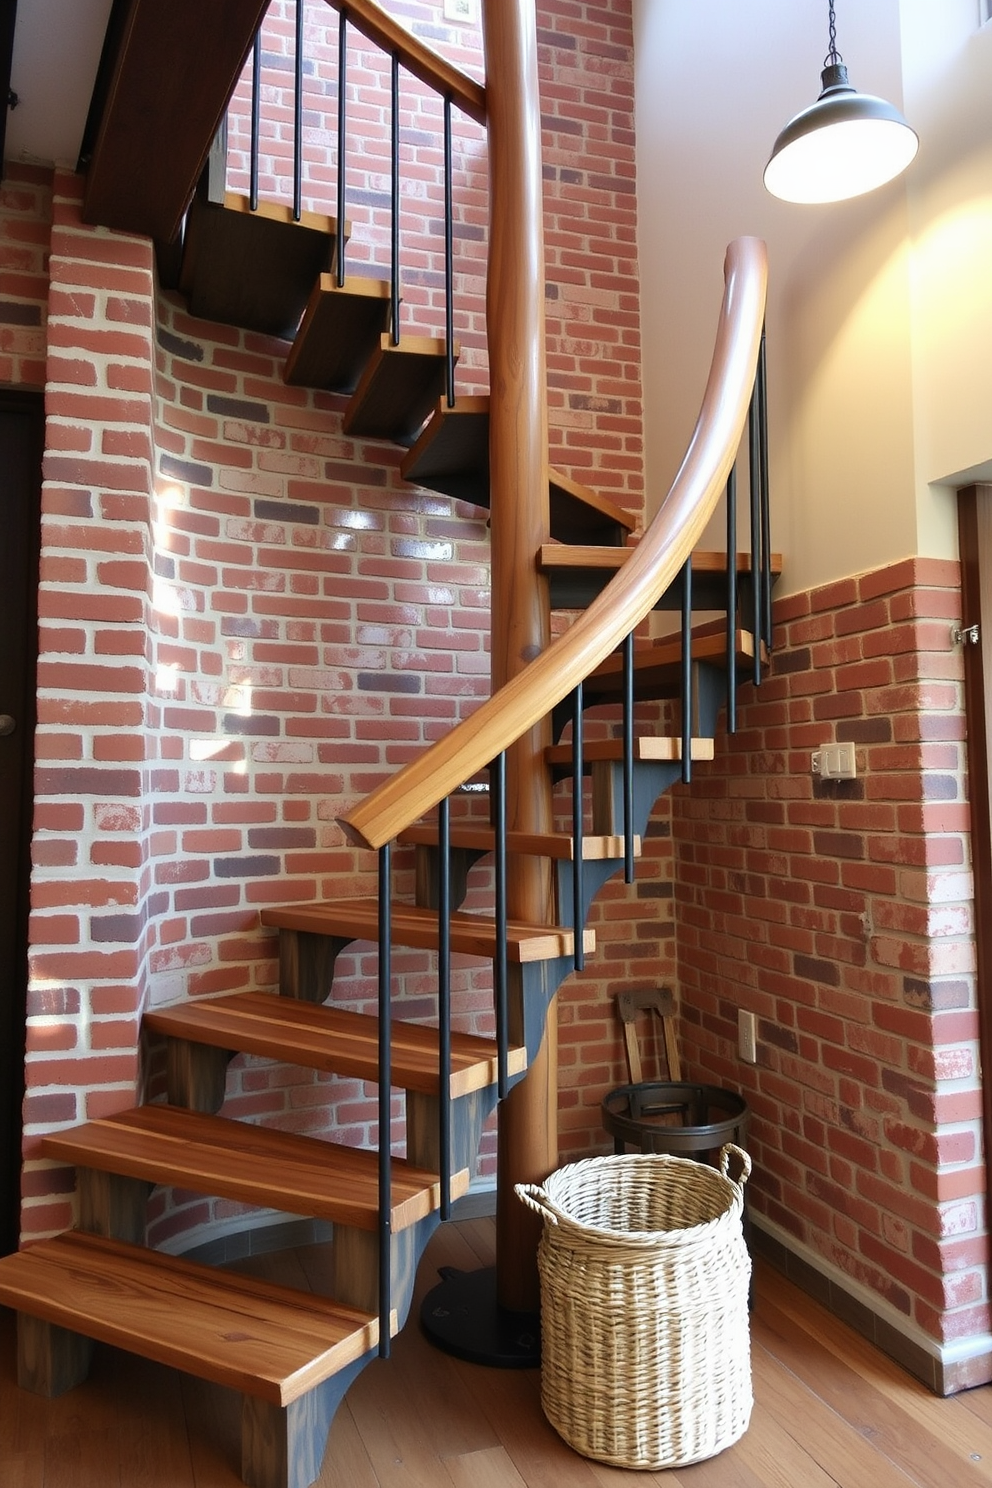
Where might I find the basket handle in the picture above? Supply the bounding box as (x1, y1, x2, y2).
(720, 1143, 752, 1189)
(515, 1182, 563, 1226)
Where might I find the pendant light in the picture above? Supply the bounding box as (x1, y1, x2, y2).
(764, 1, 918, 204)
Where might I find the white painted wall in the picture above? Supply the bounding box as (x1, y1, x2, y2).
(633, 0, 992, 598)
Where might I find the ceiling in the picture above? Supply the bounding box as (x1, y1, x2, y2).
(6, 0, 113, 169)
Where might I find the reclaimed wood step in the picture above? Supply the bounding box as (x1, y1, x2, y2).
(42, 1105, 466, 1232)
(539, 544, 783, 610)
(544, 735, 716, 770)
(400, 396, 638, 545)
(0, 1229, 386, 1405)
(582, 626, 764, 708)
(145, 992, 525, 1098)
(343, 334, 456, 443)
(260, 899, 594, 963)
(396, 822, 641, 861)
(283, 273, 392, 392)
(179, 191, 344, 339)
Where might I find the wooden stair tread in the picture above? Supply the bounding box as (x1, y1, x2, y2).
(179, 191, 342, 339)
(283, 273, 393, 391)
(0, 1230, 385, 1405)
(540, 544, 783, 610)
(261, 899, 594, 963)
(145, 992, 525, 1097)
(584, 627, 762, 705)
(400, 396, 637, 545)
(397, 823, 641, 861)
(41, 1105, 466, 1232)
(343, 334, 455, 443)
(544, 735, 716, 767)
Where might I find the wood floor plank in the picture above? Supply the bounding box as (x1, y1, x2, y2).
(314, 1400, 379, 1488)
(442, 1443, 529, 1487)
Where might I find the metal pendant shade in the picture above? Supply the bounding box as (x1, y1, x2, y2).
(764, 7, 918, 204)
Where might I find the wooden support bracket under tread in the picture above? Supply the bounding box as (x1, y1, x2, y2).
(261, 899, 594, 962)
(42, 1104, 467, 1232)
(400, 396, 638, 545)
(283, 273, 393, 392)
(145, 991, 525, 1098)
(343, 334, 455, 443)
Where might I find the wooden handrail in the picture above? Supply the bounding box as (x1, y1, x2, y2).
(343, 236, 768, 850)
(323, 0, 487, 124)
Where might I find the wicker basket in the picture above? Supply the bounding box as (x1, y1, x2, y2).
(516, 1144, 752, 1470)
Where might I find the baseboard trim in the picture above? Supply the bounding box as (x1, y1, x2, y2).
(752, 1214, 992, 1395)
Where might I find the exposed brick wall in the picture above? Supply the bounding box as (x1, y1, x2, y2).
(673, 557, 984, 1350)
(19, 0, 651, 1248)
(0, 163, 52, 388)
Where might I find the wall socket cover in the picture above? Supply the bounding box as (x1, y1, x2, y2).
(738, 1009, 757, 1064)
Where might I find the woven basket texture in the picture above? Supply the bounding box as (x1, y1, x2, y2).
(518, 1149, 752, 1470)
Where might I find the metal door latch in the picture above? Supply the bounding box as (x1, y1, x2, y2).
(952, 623, 980, 646)
(0, 714, 15, 737)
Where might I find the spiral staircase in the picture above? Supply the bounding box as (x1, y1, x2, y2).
(0, 4, 773, 1486)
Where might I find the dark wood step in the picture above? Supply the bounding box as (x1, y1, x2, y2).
(41, 1105, 465, 1232)
(400, 396, 638, 545)
(583, 627, 764, 709)
(0, 1229, 385, 1405)
(544, 734, 716, 771)
(179, 191, 343, 339)
(539, 544, 783, 610)
(283, 273, 393, 392)
(260, 900, 594, 963)
(145, 991, 525, 1098)
(343, 334, 455, 444)
(396, 822, 641, 861)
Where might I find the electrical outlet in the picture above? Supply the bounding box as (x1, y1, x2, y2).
(811, 741, 857, 780)
(738, 1009, 757, 1064)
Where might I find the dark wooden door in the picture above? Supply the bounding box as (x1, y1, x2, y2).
(0, 391, 42, 1255)
(957, 484, 992, 1225)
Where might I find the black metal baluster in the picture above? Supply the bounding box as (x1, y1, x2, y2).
(377, 841, 392, 1359)
(390, 53, 400, 343)
(437, 796, 452, 1220)
(726, 466, 738, 734)
(293, 0, 304, 222)
(622, 632, 635, 884)
(336, 8, 347, 286)
(250, 31, 261, 212)
(748, 374, 763, 686)
(681, 556, 692, 785)
(571, 682, 584, 973)
(758, 329, 772, 650)
(492, 751, 509, 1098)
(443, 96, 455, 407)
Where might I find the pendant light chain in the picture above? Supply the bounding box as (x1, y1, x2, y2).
(824, 0, 842, 70)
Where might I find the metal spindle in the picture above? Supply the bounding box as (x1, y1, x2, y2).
(622, 632, 635, 883)
(726, 466, 738, 733)
(336, 8, 347, 286)
(443, 96, 456, 407)
(681, 557, 692, 785)
(437, 796, 452, 1219)
(293, 0, 304, 222)
(377, 841, 392, 1359)
(250, 32, 261, 212)
(758, 330, 772, 647)
(748, 377, 763, 686)
(571, 683, 584, 973)
(390, 53, 400, 343)
(492, 751, 509, 1098)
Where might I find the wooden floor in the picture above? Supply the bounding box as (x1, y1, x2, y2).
(3, 1216, 992, 1487)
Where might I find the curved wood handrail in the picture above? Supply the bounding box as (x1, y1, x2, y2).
(324, 0, 487, 124)
(344, 236, 768, 850)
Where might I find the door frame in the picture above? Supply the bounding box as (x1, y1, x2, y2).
(957, 483, 992, 1220)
